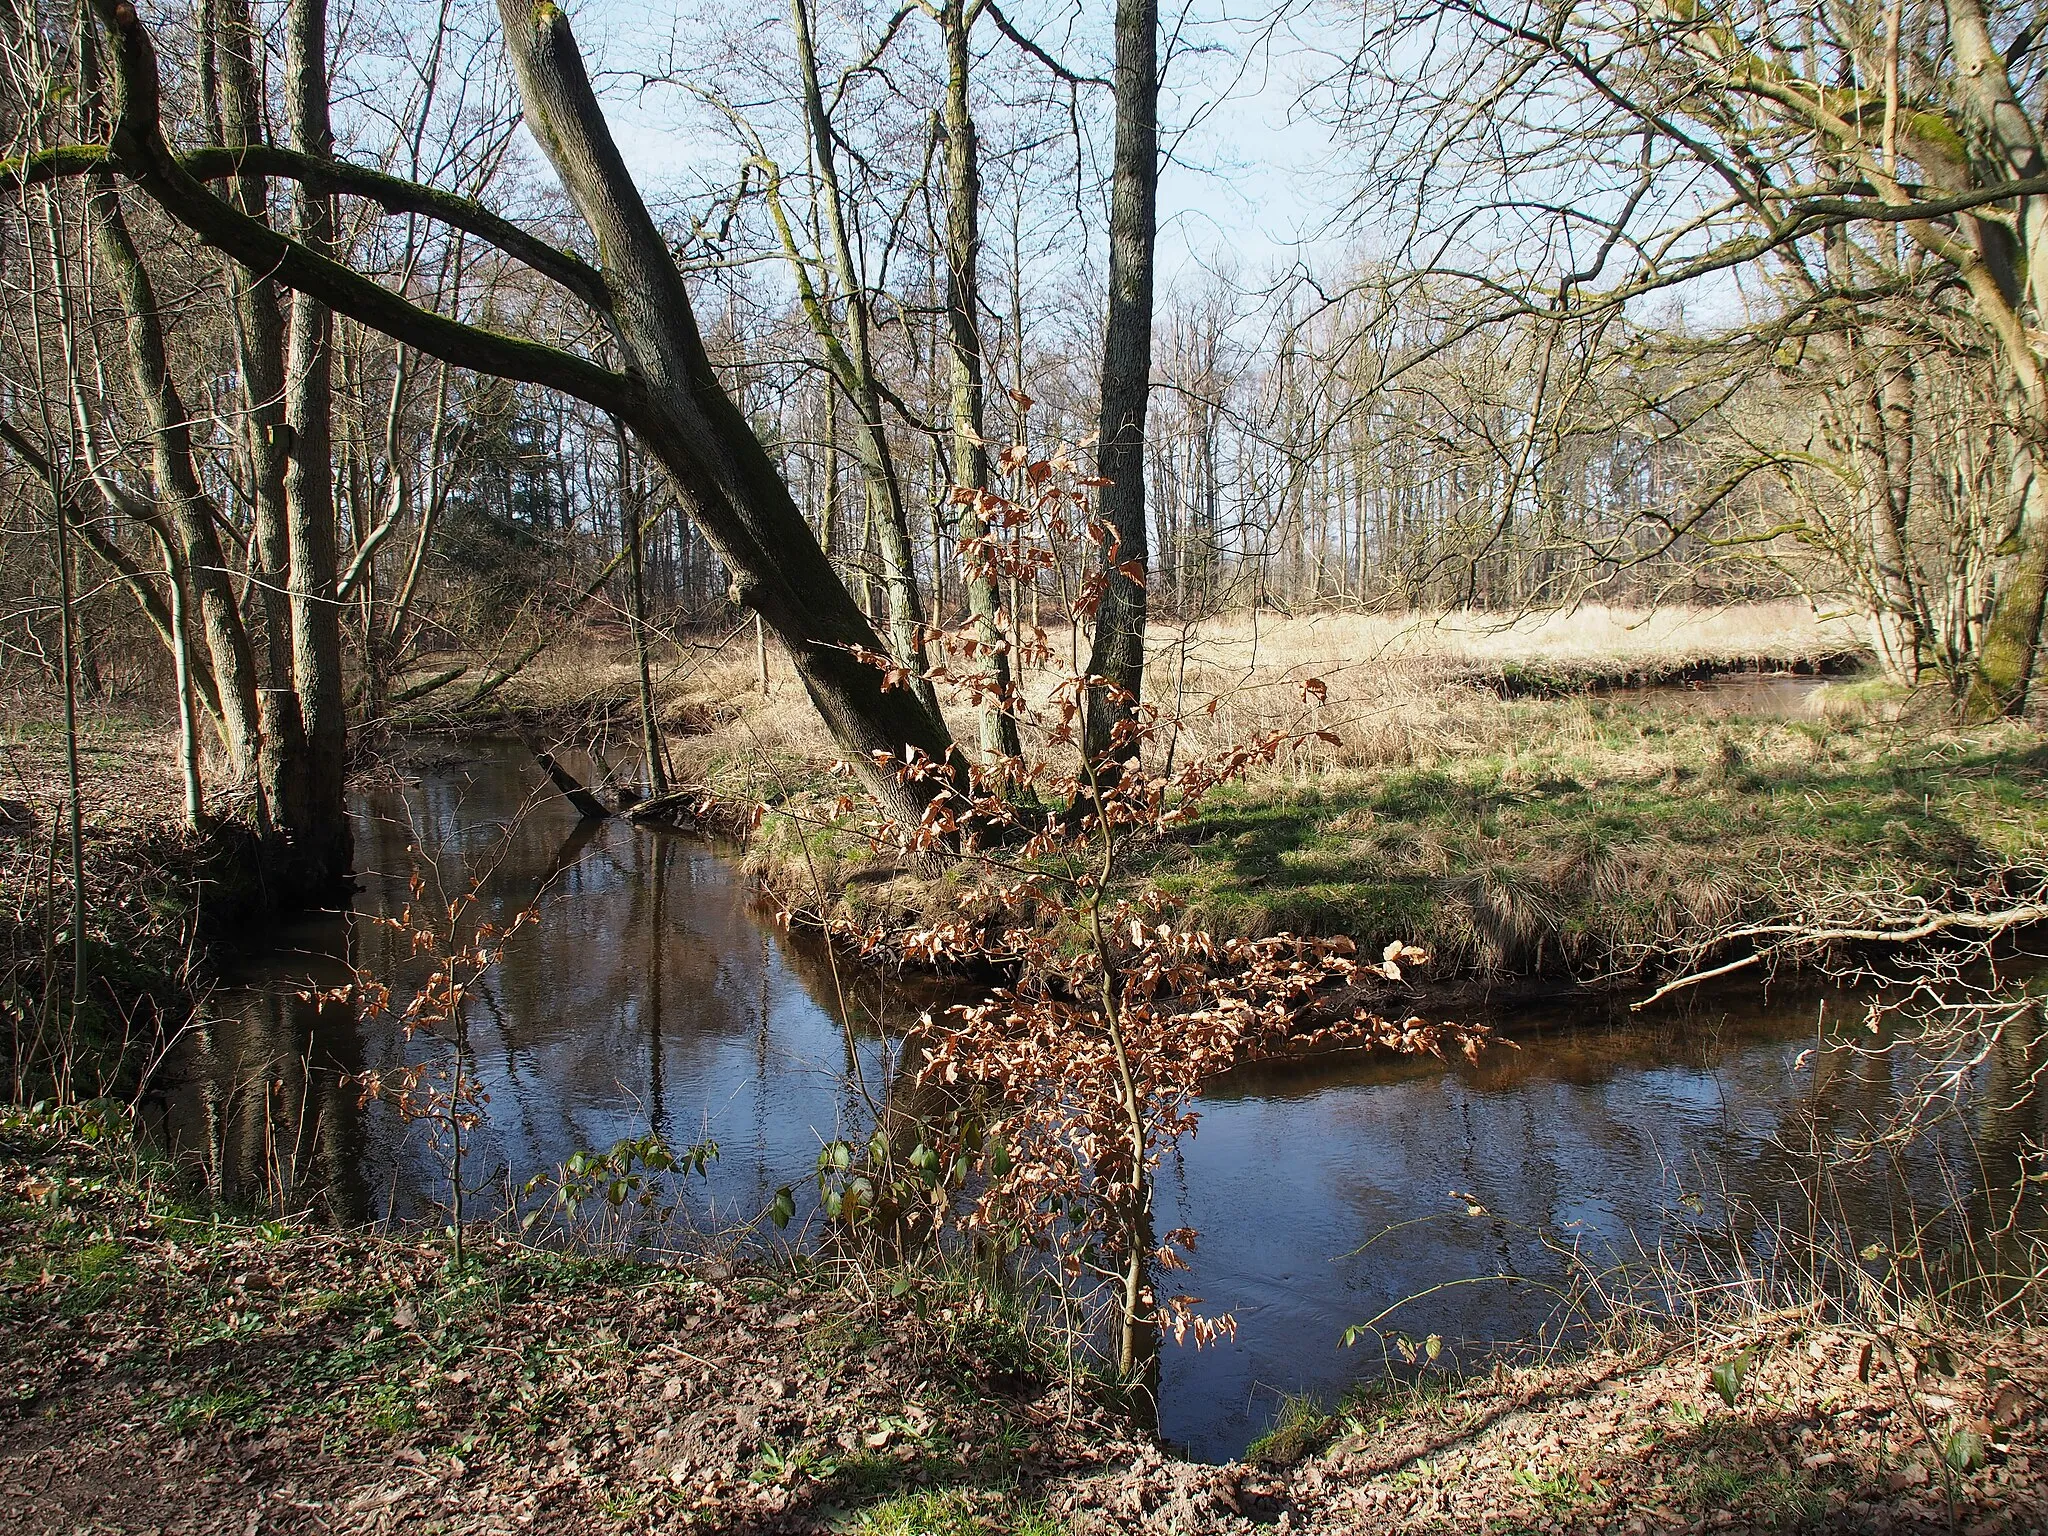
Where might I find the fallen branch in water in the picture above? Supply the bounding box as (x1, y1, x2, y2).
(1634, 879, 2048, 1009)
(520, 734, 612, 820)
(624, 786, 755, 838)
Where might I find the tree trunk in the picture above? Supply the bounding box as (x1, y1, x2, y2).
(165, 540, 206, 830)
(940, 0, 1024, 772)
(86, 180, 265, 780)
(212, 0, 294, 690)
(1868, 335, 1922, 684)
(282, 0, 352, 891)
(786, 0, 940, 724)
(1968, 459, 2048, 716)
(1082, 0, 1159, 765)
(618, 419, 668, 796)
(1857, 353, 1923, 686)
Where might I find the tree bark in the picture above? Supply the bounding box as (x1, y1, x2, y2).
(1081, 0, 1159, 765)
(282, 0, 352, 889)
(1940, 0, 2048, 711)
(939, 0, 1025, 771)
(1968, 463, 2048, 716)
(1868, 330, 1922, 684)
(1859, 348, 1922, 685)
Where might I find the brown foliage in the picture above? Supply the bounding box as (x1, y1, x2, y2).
(807, 450, 1489, 1356)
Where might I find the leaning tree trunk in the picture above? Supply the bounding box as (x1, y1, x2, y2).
(492, 0, 959, 823)
(1081, 0, 1159, 765)
(87, 0, 959, 831)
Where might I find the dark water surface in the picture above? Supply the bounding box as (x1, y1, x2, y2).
(149, 735, 2032, 1462)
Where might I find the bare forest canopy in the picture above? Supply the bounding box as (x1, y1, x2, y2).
(6, 0, 2048, 879)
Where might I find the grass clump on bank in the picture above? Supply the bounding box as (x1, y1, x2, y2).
(710, 691, 2045, 988)
(1147, 701, 2047, 977)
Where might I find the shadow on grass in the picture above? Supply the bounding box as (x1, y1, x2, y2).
(1143, 734, 2048, 965)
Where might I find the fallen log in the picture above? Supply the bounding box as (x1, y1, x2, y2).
(625, 787, 751, 836)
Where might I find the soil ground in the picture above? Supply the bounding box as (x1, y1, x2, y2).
(5, 1116, 2043, 1534)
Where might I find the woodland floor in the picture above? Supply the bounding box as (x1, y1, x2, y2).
(4, 1114, 2045, 1535)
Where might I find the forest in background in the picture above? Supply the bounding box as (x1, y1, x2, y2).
(7, 0, 2046, 844)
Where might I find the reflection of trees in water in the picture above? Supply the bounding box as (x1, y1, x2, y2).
(154, 745, 946, 1229)
(1179, 990, 2027, 1372)
(1965, 1001, 2046, 1293)
(141, 947, 371, 1223)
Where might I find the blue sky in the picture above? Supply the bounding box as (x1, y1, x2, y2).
(556, 0, 1351, 290)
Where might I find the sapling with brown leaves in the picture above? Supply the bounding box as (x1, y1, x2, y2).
(803, 447, 1489, 1408)
(338, 862, 533, 1270)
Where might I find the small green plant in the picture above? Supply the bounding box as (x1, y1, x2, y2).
(1941, 1424, 1989, 1471)
(749, 1439, 817, 1485)
(1710, 1348, 1753, 1407)
(1510, 1462, 1589, 1507)
(1246, 1393, 1334, 1468)
(61, 1238, 133, 1313)
(162, 1387, 265, 1433)
(1688, 1462, 1751, 1505)
(520, 1132, 717, 1246)
(854, 1490, 1059, 1536)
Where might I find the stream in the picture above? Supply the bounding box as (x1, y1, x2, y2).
(144, 729, 2038, 1461)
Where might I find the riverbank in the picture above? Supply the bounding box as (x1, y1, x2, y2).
(726, 686, 2046, 991)
(0, 712, 261, 1100)
(7, 1108, 2043, 1534)
(405, 599, 2046, 987)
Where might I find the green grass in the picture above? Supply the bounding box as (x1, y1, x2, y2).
(162, 1387, 267, 1433)
(1142, 706, 2048, 976)
(729, 690, 2046, 983)
(1510, 1461, 1591, 1507)
(850, 1489, 1062, 1536)
(1245, 1392, 1336, 1468)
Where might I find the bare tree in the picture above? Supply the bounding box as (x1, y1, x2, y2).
(56, 0, 959, 825)
(1320, 0, 2048, 710)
